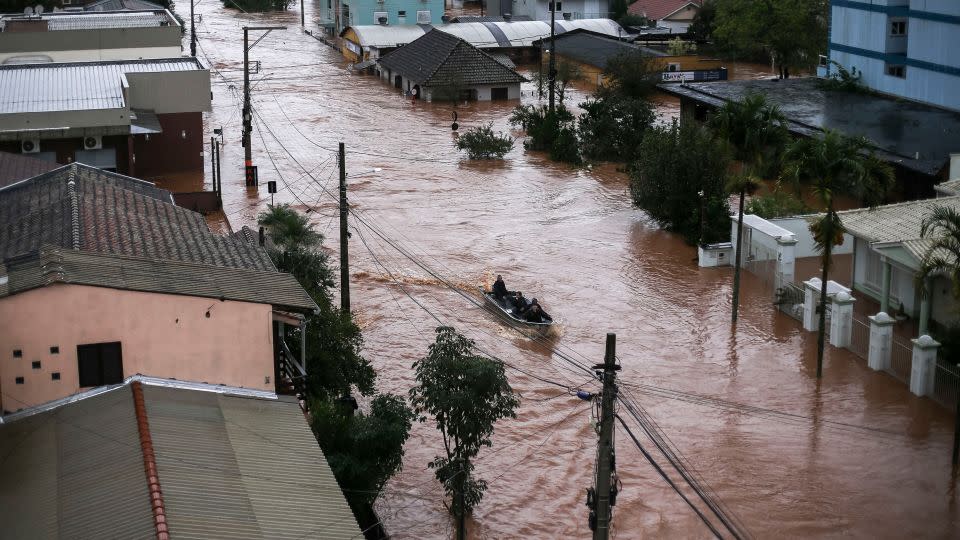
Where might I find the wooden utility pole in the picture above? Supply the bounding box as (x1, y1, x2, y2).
(591, 333, 620, 540)
(339, 142, 351, 313)
(953, 393, 960, 466)
(548, 1, 557, 112)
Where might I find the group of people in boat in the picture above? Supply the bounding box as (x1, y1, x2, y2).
(492, 275, 552, 323)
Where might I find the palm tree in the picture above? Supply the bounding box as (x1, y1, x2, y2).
(709, 93, 789, 323)
(258, 203, 321, 252)
(783, 130, 895, 378)
(918, 205, 960, 302)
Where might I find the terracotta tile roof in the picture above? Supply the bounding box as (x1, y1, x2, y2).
(628, 0, 701, 21)
(377, 28, 528, 88)
(0, 151, 59, 189)
(0, 379, 361, 539)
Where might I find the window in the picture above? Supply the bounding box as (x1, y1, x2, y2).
(32, 361, 41, 369)
(550, 1, 562, 11)
(50, 346, 59, 354)
(398, 10, 406, 23)
(491, 87, 509, 100)
(51, 372, 61, 381)
(13, 349, 22, 358)
(416, 10, 431, 24)
(890, 19, 906, 36)
(15, 376, 24, 385)
(886, 64, 906, 78)
(77, 342, 123, 388)
(398, 10, 406, 16)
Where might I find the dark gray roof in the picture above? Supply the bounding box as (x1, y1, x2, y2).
(0, 246, 317, 312)
(377, 28, 527, 87)
(0, 379, 361, 539)
(84, 0, 166, 10)
(0, 151, 58, 189)
(0, 163, 276, 271)
(535, 28, 666, 70)
(658, 77, 960, 177)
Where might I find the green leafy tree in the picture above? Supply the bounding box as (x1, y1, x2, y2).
(918, 206, 960, 304)
(257, 204, 412, 523)
(409, 327, 520, 539)
(630, 119, 731, 244)
(455, 123, 514, 159)
(532, 58, 583, 103)
(688, 0, 717, 42)
(599, 49, 658, 99)
(709, 93, 790, 323)
(618, 14, 650, 28)
(744, 183, 809, 218)
(577, 95, 655, 161)
(783, 131, 894, 377)
(611, 0, 629, 21)
(713, 0, 828, 78)
(666, 37, 697, 56)
(509, 104, 581, 164)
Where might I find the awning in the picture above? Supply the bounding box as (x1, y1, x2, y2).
(130, 109, 162, 134)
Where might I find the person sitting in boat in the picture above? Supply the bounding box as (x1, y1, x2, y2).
(512, 291, 529, 316)
(492, 275, 510, 301)
(525, 299, 551, 323)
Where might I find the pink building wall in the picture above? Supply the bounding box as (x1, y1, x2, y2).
(0, 283, 276, 411)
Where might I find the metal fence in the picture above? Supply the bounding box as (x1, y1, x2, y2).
(931, 361, 960, 411)
(849, 314, 870, 360)
(888, 336, 913, 384)
(775, 282, 804, 321)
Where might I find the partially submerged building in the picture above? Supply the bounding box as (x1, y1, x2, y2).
(376, 29, 527, 101)
(340, 18, 625, 62)
(823, 0, 959, 112)
(660, 77, 960, 199)
(0, 9, 182, 64)
(0, 377, 362, 539)
(535, 28, 724, 86)
(320, 0, 445, 34)
(0, 164, 316, 412)
(627, 0, 702, 33)
(0, 58, 211, 178)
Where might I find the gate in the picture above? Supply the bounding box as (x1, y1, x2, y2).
(775, 282, 804, 321)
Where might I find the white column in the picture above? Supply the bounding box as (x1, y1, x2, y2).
(829, 291, 855, 349)
(775, 236, 797, 291)
(867, 312, 895, 371)
(802, 277, 822, 332)
(909, 335, 940, 397)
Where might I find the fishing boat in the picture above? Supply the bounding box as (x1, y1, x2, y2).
(480, 288, 553, 328)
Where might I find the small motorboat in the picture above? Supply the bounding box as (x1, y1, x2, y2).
(480, 288, 553, 328)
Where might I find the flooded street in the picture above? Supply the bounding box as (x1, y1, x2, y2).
(189, 3, 959, 538)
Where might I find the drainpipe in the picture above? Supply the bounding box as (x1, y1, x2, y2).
(300, 315, 307, 378)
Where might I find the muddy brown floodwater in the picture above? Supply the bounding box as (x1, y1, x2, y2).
(188, 3, 959, 538)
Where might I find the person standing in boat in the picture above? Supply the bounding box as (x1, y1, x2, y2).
(492, 275, 510, 300)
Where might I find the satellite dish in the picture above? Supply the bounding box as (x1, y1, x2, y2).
(23, 6, 34, 15)
(35, 5, 44, 14)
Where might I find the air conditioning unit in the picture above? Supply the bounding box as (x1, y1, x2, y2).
(83, 135, 102, 150)
(21, 138, 40, 153)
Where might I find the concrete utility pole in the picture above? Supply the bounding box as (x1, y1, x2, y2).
(592, 333, 620, 540)
(338, 142, 351, 313)
(300, 0, 305, 28)
(548, 1, 557, 112)
(190, 0, 196, 57)
(242, 25, 286, 186)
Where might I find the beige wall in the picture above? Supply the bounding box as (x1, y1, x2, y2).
(0, 284, 275, 412)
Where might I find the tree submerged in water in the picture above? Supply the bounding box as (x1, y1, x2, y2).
(455, 124, 514, 159)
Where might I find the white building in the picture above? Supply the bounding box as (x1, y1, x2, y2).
(486, 0, 611, 21)
(825, 0, 960, 112)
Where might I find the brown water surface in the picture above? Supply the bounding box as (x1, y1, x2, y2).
(191, 3, 959, 538)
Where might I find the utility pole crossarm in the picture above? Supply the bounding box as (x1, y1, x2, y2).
(245, 26, 287, 52)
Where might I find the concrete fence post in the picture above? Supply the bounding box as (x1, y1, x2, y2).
(829, 291, 855, 349)
(909, 335, 940, 397)
(802, 277, 822, 332)
(867, 312, 895, 371)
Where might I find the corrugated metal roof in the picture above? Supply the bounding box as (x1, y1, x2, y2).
(0, 381, 361, 539)
(84, 0, 166, 11)
(0, 385, 157, 540)
(0, 58, 204, 114)
(345, 18, 624, 49)
(144, 385, 362, 539)
(0, 11, 175, 31)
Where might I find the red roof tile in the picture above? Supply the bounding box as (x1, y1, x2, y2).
(628, 0, 702, 21)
